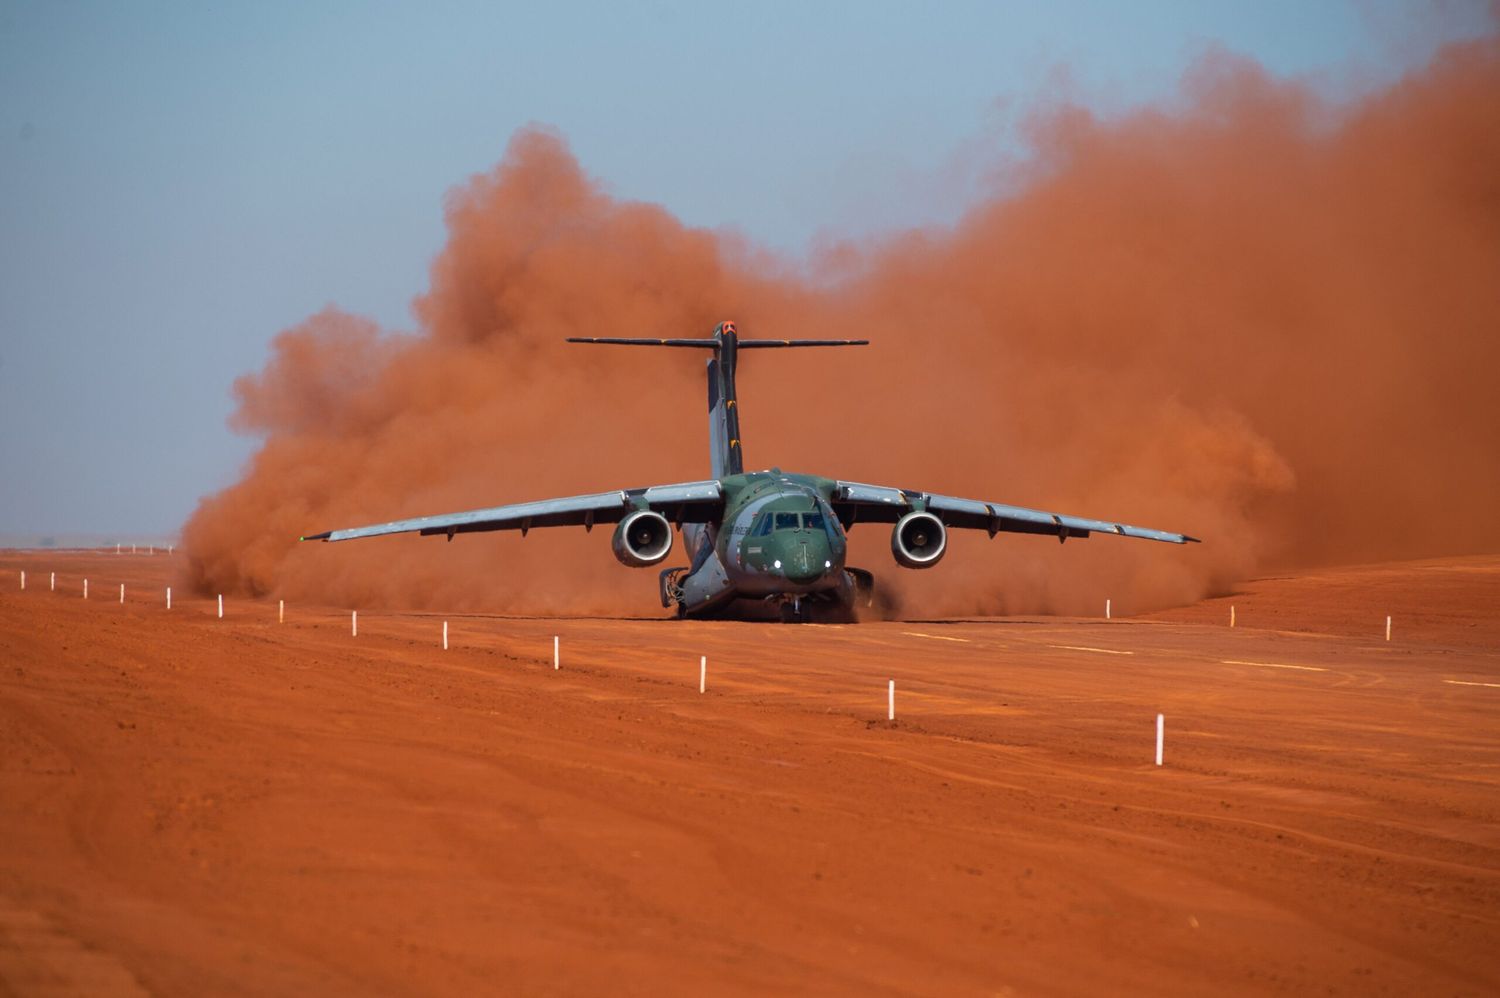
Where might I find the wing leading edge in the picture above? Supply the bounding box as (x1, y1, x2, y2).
(831, 481, 1199, 545)
(302, 480, 723, 543)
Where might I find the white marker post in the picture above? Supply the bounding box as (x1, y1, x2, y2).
(83, 578, 88, 599)
(553, 635, 560, 671)
(218, 594, 224, 619)
(352, 610, 358, 637)
(278, 599, 284, 624)
(1155, 714, 1164, 766)
(168, 545, 174, 555)
(132, 544, 136, 555)
(149, 545, 154, 556)
(888, 679, 896, 721)
(116, 543, 120, 555)
(1385, 615, 1392, 642)
(119, 583, 125, 604)
(50, 572, 55, 591)
(1230, 605, 1236, 628)
(442, 620, 448, 650)
(699, 655, 706, 694)
(19, 571, 24, 591)
(166, 587, 172, 610)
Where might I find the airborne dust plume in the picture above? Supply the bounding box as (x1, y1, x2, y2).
(181, 32, 1500, 617)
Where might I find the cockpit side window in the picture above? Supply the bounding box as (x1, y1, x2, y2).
(755, 513, 773, 536)
(808, 505, 843, 539)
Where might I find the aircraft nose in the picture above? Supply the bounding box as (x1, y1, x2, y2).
(785, 554, 818, 582)
(783, 537, 833, 583)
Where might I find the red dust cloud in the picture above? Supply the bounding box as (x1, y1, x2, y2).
(181, 30, 1500, 617)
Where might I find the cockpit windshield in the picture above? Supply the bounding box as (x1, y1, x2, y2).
(756, 508, 840, 535)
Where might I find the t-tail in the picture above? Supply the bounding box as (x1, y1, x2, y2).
(567, 322, 868, 478)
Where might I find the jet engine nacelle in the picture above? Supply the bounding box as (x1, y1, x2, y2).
(891, 510, 947, 569)
(612, 510, 674, 567)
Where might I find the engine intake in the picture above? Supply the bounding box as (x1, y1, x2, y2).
(892, 510, 946, 569)
(612, 510, 673, 567)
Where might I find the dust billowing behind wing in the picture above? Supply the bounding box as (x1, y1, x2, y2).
(180, 32, 1500, 617)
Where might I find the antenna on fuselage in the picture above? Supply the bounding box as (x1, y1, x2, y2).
(567, 322, 868, 478)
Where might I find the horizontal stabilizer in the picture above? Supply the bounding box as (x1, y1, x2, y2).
(568, 323, 867, 478)
(567, 337, 868, 348)
(738, 339, 869, 348)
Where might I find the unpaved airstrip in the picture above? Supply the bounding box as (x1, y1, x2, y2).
(1, 551, 1497, 995)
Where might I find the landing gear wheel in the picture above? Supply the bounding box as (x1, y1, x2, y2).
(779, 599, 808, 624)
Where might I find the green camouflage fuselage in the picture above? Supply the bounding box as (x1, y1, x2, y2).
(679, 470, 847, 611)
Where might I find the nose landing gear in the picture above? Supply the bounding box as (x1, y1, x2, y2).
(770, 575, 873, 623)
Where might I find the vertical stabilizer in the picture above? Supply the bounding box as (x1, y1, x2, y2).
(707, 322, 744, 478)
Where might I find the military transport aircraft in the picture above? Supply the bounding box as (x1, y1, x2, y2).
(304, 322, 1198, 621)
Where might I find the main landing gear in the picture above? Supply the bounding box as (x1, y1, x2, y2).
(659, 566, 688, 617)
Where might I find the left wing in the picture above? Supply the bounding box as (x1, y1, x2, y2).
(302, 480, 723, 543)
(831, 481, 1199, 545)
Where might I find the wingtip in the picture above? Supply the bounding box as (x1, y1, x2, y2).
(1183, 535, 1202, 544)
(301, 531, 332, 542)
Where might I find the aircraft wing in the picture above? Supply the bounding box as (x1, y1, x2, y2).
(302, 480, 724, 543)
(831, 481, 1199, 545)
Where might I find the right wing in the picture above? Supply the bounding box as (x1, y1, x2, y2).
(302, 480, 723, 543)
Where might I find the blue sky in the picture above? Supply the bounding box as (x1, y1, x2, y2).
(0, 0, 1491, 536)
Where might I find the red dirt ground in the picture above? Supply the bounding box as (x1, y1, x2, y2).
(1, 550, 1497, 996)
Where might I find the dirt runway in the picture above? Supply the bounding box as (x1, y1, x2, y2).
(1, 550, 1497, 995)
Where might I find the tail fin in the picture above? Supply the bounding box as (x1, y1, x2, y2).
(568, 322, 868, 478)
